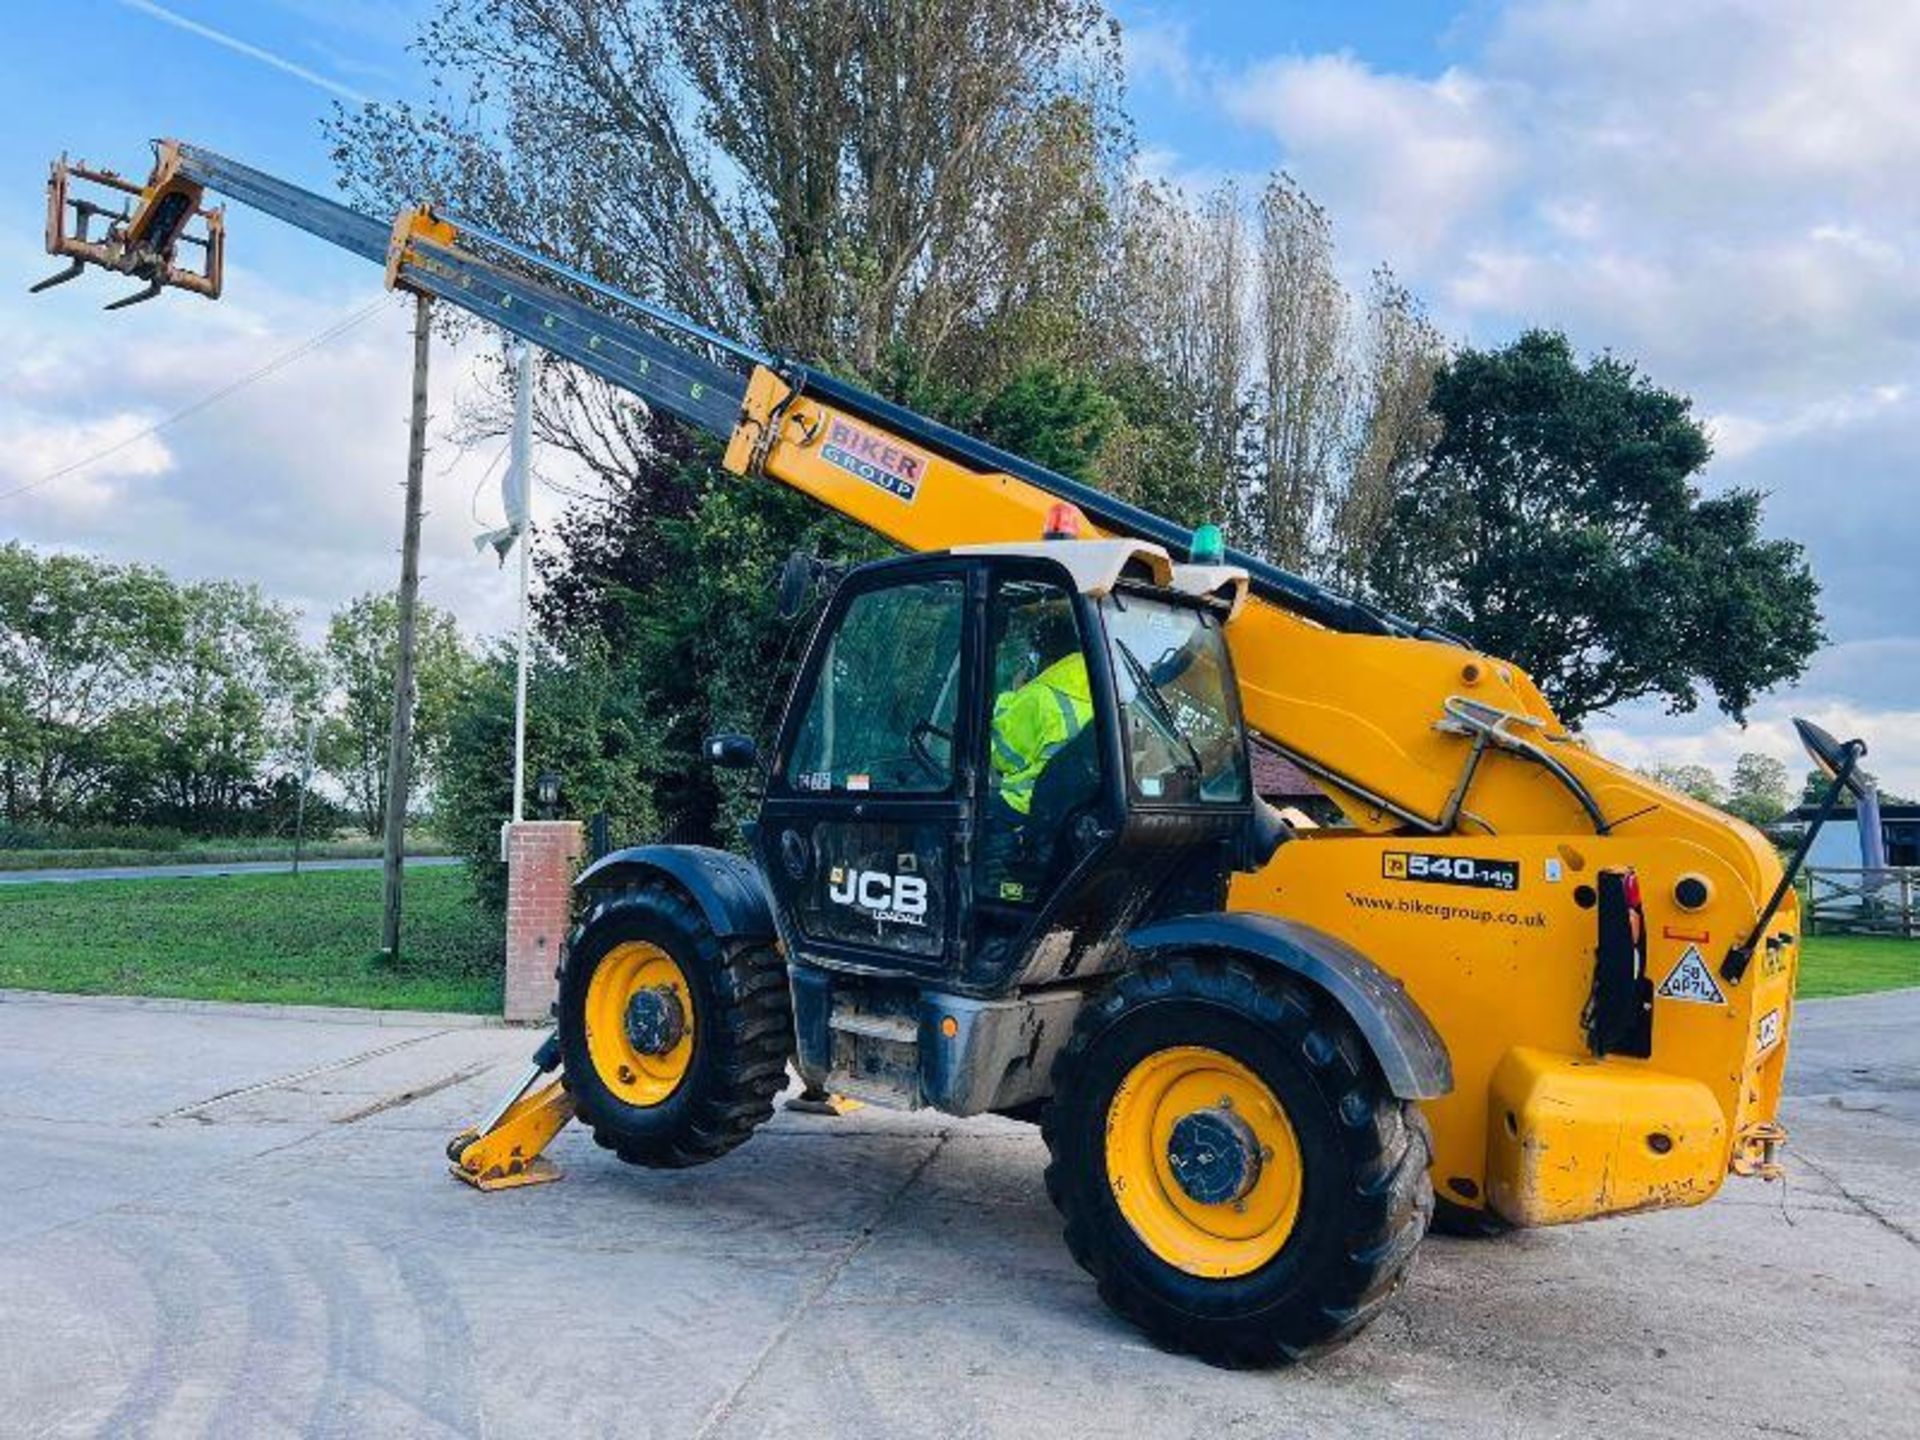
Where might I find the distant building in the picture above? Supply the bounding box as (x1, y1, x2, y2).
(1250, 742, 1345, 826)
(1789, 800, 1920, 868)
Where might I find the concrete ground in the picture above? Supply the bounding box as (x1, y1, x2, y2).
(1, 989, 1914, 1439)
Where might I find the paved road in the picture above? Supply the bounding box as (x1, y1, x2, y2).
(0, 855, 460, 885)
(1, 986, 1914, 1438)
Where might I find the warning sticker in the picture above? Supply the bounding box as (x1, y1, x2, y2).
(1657, 945, 1727, 1006)
(1756, 1007, 1782, 1053)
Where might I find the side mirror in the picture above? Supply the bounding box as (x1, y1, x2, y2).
(1792, 718, 1868, 800)
(776, 551, 814, 621)
(705, 733, 759, 770)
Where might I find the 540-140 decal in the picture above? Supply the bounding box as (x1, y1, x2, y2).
(1382, 851, 1521, 892)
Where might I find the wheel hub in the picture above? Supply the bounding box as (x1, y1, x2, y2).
(1166, 1106, 1263, 1206)
(624, 984, 687, 1056)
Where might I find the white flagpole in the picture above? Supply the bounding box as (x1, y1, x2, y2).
(509, 344, 534, 823)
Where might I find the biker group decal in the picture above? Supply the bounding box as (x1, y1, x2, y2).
(820, 416, 928, 502)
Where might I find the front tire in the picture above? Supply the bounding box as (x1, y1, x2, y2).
(556, 881, 791, 1168)
(1042, 955, 1432, 1366)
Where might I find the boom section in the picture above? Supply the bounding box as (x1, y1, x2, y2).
(182, 145, 751, 435)
(42, 141, 1422, 639)
(41, 141, 749, 434)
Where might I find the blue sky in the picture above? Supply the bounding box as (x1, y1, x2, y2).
(4, 1, 1916, 793)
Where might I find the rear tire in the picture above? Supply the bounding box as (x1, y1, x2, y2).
(1042, 954, 1432, 1366)
(556, 881, 792, 1168)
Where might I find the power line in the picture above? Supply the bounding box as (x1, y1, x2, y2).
(0, 294, 400, 505)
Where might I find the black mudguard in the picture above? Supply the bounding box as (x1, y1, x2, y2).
(575, 844, 775, 942)
(1126, 912, 1452, 1100)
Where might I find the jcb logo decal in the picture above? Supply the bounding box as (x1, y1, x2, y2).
(828, 866, 928, 922)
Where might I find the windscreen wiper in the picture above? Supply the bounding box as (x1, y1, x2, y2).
(1115, 639, 1205, 780)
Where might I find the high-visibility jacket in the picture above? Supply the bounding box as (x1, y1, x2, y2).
(990, 653, 1092, 815)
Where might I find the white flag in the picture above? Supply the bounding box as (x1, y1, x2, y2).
(476, 343, 534, 564)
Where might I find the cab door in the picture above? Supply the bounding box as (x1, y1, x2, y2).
(756, 564, 975, 975)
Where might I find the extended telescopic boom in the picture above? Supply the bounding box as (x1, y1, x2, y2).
(41, 141, 1435, 638)
(36, 139, 1691, 842)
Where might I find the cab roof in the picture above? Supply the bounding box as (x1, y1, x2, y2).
(949, 538, 1249, 618)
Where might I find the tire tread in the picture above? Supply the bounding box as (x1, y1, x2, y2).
(1040, 954, 1433, 1366)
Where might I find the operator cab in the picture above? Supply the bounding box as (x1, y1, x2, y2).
(750, 535, 1269, 998)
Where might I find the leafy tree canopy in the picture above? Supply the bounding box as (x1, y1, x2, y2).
(437, 635, 664, 911)
(0, 544, 319, 830)
(1367, 330, 1823, 725)
(317, 593, 478, 836)
(1724, 751, 1795, 826)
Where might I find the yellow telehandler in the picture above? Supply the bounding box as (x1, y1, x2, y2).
(36, 141, 1866, 1365)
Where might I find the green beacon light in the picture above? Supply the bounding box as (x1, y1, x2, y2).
(1189, 523, 1225, 565)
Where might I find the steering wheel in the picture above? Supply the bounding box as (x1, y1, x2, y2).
(909, 719, 953, 781)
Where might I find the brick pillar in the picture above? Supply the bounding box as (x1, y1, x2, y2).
(503, 820, 585, 1023)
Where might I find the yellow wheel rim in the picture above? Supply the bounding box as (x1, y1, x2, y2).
(584, 941, 695, 1107)
(1105, 1045, 1304, 1278)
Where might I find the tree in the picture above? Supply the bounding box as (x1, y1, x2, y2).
(532, 421, 882, 846)
(329, 0, 1162, 858)
(1800, 765, 1912, 806)
(1725, 751, 1794, 826)
(0, 544, 184, 822)
(1647, 763, 1726, 806)
(436, 638, 663, 911)
(317, 594, 475, 835)
(1366, 331, 1823, 725)
(330, 0, 1122, 379)
(1094, 178, 1443, 570)
(1326, 268, 1444, 590)
(1099, 180, 1248, 541)
(1249, 175, 1346, 570)
(110, 581, 319, 829)
(0, 546, 322, 832)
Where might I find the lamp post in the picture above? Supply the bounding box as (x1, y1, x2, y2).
(536, 769, 561, 821)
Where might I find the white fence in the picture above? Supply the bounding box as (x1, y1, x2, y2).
(1801, 866, 1919, 938)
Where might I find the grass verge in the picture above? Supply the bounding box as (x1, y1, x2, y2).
(0, 866, 500, 1013)
(1797, 932, 1918, 999)
(0, 837, 452, 871)
(0, 868, 1901, 1014)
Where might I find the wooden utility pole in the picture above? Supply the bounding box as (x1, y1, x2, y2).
(381, 292, 432, 958)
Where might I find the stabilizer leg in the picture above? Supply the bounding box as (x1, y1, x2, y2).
(449, 1032, 576, 1191)
(784, 1081, 864, 1116)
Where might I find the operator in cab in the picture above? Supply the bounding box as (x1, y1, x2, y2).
(989, 607, 1092, 820)
(980, 606, 1101, 903)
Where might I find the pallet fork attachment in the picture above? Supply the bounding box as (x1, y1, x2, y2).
(447, 1033, 576, 1191)
(35, 145, 224, 305)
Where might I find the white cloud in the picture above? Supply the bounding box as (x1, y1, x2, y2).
(1222, 55, 1516, 262)
(1707, 383, 1909, 464)
(1200, 2, 1920, 783)
(1587, 702, 1920, 802)
(0, 412, 173, 519)
(0, 272, 541, 646)
(1584, 638, 1920, 799)
(1122, 17, 1198, 97)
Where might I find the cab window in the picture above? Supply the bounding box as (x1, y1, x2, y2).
(785, 578, 963, 794)
(1103, 593, 1247, 805)
(976, 577, 1103, 905)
